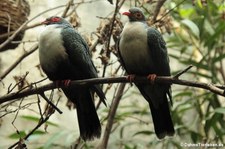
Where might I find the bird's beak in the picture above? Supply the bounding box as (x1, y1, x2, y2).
(122, 11, 131, 16)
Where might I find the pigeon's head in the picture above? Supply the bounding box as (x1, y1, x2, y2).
(41, 16, 70, 26)
(122, 7, 146, 22)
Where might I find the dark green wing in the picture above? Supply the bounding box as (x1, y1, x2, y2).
(61, 26, 106, 105)
(147, 27, 172, 102)
(147, 27, 170, 76)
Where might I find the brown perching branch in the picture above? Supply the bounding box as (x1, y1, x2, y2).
(0, 67, 224, 105)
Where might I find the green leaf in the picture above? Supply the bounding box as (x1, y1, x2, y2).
(205, 22, 225, 49)
(177, 103, 193, 114)
(174, 91, 193, 98)
(9, 131, 26, 139)
(204, 19, 215, 35)
(133, 130, 154, 137)
(27, 130, 47, 141)
(188, 71, 211, 79)
(179, 8, 195, 18)
(45, 121, 59, 127)
(32, 130, 46, 135)
(212, 123, 224, 141)
(180, 59, 208, 70)
(43, 131, 67, 149)
(21, 115, 39, 122)
(204, 113, 220, 134)
(181, 19, 200, 38)
(21, 115, 58, 127)
(212, 54, 225, 63)
(214, 107, 225, 114)
(190, 131, 202, 143)
(8, 130, 46, 140)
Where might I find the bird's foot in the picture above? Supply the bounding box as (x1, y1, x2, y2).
(126, 74, 135, 85)
(55, 80, 71, 87)
(63, 80, 71, 86)
(147, 74, 157, 84)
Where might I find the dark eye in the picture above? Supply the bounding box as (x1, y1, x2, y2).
(51, 17, 61, 22)
(135, 12, 142, 18)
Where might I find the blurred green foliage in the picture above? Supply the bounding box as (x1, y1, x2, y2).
(150, 0, 225, 148)
(100, 0, 225, 148)
(168, 0, 225, 144)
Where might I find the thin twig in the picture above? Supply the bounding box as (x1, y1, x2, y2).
(36, 93, 44, 121)
(0, 1, 73, 40)
(0, 5, 68, 51)
(0, 0, 102, 40)
(215, 84, 225, 90)
(0, 44, 38, 80)
(11, 98, 24, 135)
(102, 0, 126, 77)
(154, 0, 186, 24)
(7, 72, 29, 94)
(8, 112, 52, 149)
(105, 0, 120, 54)
(174, 65, 193, 78)
(40, 92, 63, 114)
(0, 23, 41, 40)
(62, 0, 73, 18)
(152, 0, 167, 23)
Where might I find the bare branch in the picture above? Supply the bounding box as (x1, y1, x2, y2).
(8, 110, 54, 149)
(174, 65, 193, 78)
(155, 0, 186, 23)
(62, 0, 73, 18)
(99, 82, 126, 149)
(152, 0, 167, 23)
(40, 92, 63, 114)
(101, 0, 126, 77)
(0, 71, 224, 105)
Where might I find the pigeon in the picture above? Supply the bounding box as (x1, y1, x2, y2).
(118, 7, 174, 139)
(39, 16, 106, 141)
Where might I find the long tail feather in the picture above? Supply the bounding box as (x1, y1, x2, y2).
(63, 87, 101, 141)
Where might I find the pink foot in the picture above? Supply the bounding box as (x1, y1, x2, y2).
(55, 80, 71, 87)
(126, 74, 135, 83)
(147, 74, 157, 84)
(63, 80, 71, 86)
